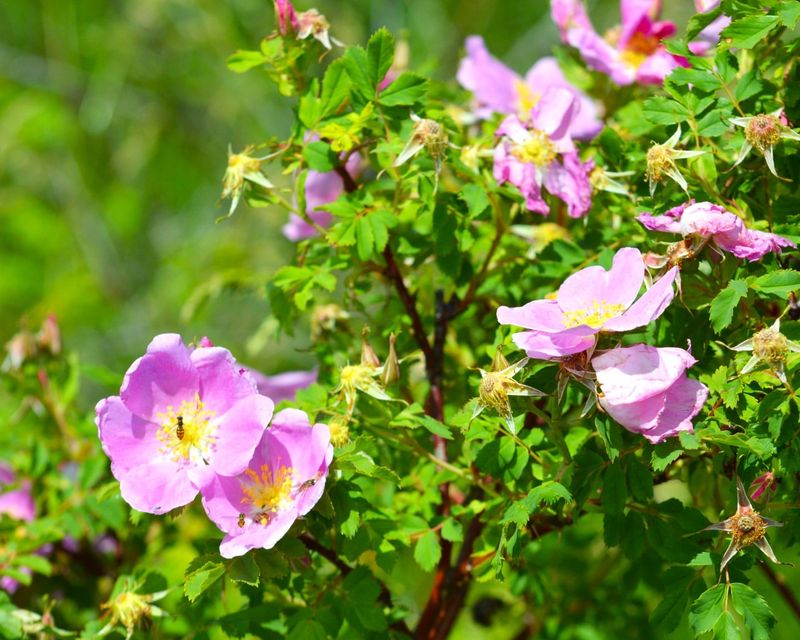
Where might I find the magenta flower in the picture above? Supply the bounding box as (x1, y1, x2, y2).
(456, 36, 602, 140)
(247, 368, 318, 403)
(274, 0, 298, 35)
(283, 153, 361, 241)
(638, 200, 796, 262)
(592, 344, 708, 443)
(493, 88, 594, 217)
(95, 334, 274, 514)
(551, 0, 684, 86)
(201, 408, 332, 558)
(497, 247, 677, 359)
(0, 464, 35, 523)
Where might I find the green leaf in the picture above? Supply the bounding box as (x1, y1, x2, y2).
(668, 67, 722, 92)
(355, 216, 375, 260)
(523, 481, 573, 512)
(602, 461, 626, 516)
(650, 568, 695, 633)
(366, 28, 394, 89)
(642, 97, 690, 125)
(226, 554, 260, 587)
(709, 279, 748, 332)
(441, 518, 464, 542)
(342, 46, 373, 99)
(378, 72, 428, 106)
(459, 184, 490, 218)
(651, 443, 682, 473)
(720, 15, 780, 49)
(750, 270, 800, 298)
(689, 583, 727, 635)
(184, 558, 226, 602)
(320, 59, 351, 118)
(226, 49, 267, 73)
(734, 70, 764, 103)
(697, 108, 730, 137)
(778, 0, 800, 28)
(287, 620, 327, 640)
(687, 6, 724, 40)
(595, 415, 622, 461)
(414, 530, 441, 572)
(303, 141, 337, 172)
(714, 611, 742, 640)
(335, 449, 400, 483)
(730, 583, 775, 640)
(627, 458, 653, 501)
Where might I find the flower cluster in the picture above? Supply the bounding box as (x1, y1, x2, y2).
(497, 247, 708, 443)
(95, 334, 332, 557)
(551, 0, 684, 86)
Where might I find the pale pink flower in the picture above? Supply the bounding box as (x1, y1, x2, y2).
(550, 0, 686, 86)
(493, 88, 594, 217)
(95, 334, 274, 514)
(247, 369, 318, 403)
(201, 409, 332, 558)
(638, 200, 795, 262)
(497, 247, 677, 359)
(592, 344, 708, 443)
(456, 36, 602, 140)
(274, 0, 298, 35)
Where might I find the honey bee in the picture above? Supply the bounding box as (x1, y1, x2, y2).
(176, 416, 185, 440)
(237, 513, 245, 528)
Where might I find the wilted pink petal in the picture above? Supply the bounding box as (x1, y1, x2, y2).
(593, 344, 707, 443)
(638, 201, 795, 262)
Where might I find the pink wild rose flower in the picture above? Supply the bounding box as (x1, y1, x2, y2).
(282, 152, 361, 241)
(456, 35, 602, 140)
(497, 247, 677, 359)
(247, 368, 318, 403)
(592, 344, 708, 443)
(551, 0, 686, 86)
(95, 334, 274, 514)
(637, 200, 795, 262)
(493, 87, 594, 217)
(201, 408, 333, 558)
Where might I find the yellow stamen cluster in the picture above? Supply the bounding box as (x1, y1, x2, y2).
(562, 301, 626, 329)
(101, 591, 153, 637)
(478, 372, 517, 420)
(745, 115, 781, 152)
(513, 130, 557, 166)
(646, 144, 673, 184)
(328, 415, 351, 447)
(222, 148, 262, 199)
(156, 395, 216, 462)
(753, 325, 789, 366)
(241, 464, 296, 523)
(514, 80, 541, 117)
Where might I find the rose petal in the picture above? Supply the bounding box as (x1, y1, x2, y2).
(120, 334, 199, 422)
(210, 394, 274, 477)
(118, 460, 197, 514)
(96, 396, 162, 478)
(602, 267, 677, 332)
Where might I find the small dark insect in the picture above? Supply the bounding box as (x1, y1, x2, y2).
(237, 513, 246, 528)
(299, 478, 317, 491)
(176, 415, 185, 440)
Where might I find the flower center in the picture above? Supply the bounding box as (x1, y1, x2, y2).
(512, 130, 557, 166)
(562, 301, 626, 329)
(241, 464, 296, 524)
(745, 115, 781, 152)
(514, 80, 541, 118)
(646, 144, 673, 183)
(731, 511, 767, 548)
(156, 394, 216, 463)
(753, 327, 788, 365)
